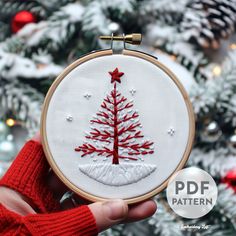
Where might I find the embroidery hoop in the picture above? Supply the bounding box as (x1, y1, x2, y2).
(41, 36, 195, 204)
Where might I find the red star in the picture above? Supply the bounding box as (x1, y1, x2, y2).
(109, 68, 124, 83)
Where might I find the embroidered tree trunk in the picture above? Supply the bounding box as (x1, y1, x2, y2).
(75, 68, 154, 164)
(112, 84, 119, 164)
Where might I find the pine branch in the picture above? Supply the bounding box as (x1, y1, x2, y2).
(0, 80, 43, 137)
(148, 197, 184, 236)
(0, 0, 76, 42)
(140, 0, 188, 25)
(0, 21, 9, 42)
(0, 0, 46, 23)
(188, 148, 236, 179)
(184, 213, 236, 236)
(101, 225, 125, 236)
(0, 49, 62, 80)
(2, 2, 84, 56)
(216, 184, 236, 229)
(146, 23, 208, 78)
(190, 50, 236, 125)
(82, 0, 136, 37)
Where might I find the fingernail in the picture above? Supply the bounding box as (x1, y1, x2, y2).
(102, 199, 127, 220)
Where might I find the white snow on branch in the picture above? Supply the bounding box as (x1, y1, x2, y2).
(140, 0, 188, 20)
(146, 24, 180, 46)
(188, 148, 236, 178)
(0, 50, 62, 80)
(82, 0, 135, 36)
(217, 184, 236, 222)
(0, 82, 43, 137)
(149, 199, 183, 236)
(13, 3, 84, 48)
(82, 1, 111, 35)
(190, 50, 236, 124)
(100, 0, 135, 13)
(62, 3, 84, 23)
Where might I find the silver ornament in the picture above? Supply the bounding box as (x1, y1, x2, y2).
(108, 22, 120, 33)
(0, 121, 9, 141)
(0, 140, 16, 162)
(228, 134, 236, 154)
(201, 121, 222, 142)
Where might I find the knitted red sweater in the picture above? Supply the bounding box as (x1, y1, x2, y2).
(0, 140, 98, 235)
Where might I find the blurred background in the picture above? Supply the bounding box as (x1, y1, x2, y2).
(0, 0, 236, 235)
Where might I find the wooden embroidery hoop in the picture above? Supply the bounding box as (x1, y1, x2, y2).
(41, 34, 195, 204)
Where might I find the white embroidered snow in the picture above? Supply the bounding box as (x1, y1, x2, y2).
(78, 163, 156, 186)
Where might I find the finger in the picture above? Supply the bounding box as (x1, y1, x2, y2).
(88, 199, 128, 232)
(32, 132, 41, 143)
(0, 186, 36, 216)
(124, 200, 157, 223)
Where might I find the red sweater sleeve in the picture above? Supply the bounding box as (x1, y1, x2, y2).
(0, 140, 59, 213)
(0, 140, 98, 236)
(0, 204, 97, 236)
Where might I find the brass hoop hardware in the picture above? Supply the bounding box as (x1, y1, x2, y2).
(100, 33, 142, 45)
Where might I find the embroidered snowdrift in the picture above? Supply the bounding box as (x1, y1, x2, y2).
(78, 163, 156, 186)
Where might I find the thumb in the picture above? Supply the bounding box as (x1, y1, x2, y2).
(88, 199, 128, 232)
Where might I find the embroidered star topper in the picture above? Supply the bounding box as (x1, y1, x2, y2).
(109, 68, 124, 83)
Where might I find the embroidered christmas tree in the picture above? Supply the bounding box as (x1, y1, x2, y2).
(75, 68, 156, 186)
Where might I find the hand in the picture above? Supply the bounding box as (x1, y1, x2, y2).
(0, 133, 157, 233)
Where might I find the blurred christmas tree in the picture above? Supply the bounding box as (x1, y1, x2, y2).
(1, 0, 236, 235)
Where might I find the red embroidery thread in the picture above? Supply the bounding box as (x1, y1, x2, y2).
(75, 68, 154, 164)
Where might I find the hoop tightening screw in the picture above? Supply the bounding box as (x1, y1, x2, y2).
(100, 34, 142, 45)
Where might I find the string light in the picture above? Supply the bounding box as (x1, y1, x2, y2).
(170, 55, 177, 61)
(230, 43, 236, 50)
(212, 65, 222, 76)
(6, 118, 15, 127)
